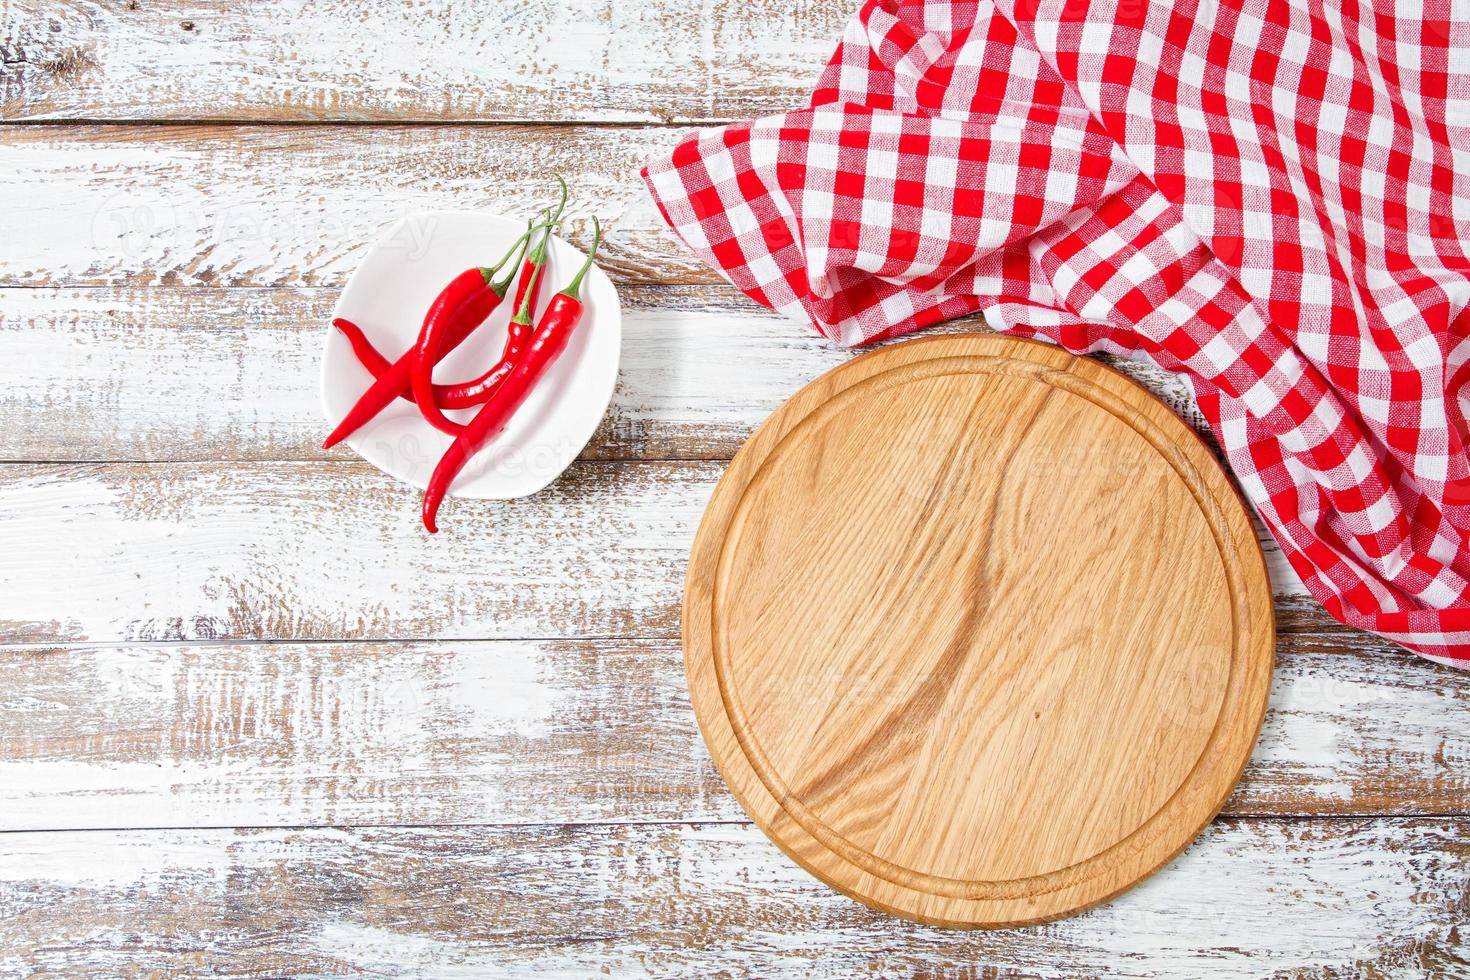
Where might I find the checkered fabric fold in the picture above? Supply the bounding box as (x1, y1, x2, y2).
(644, 0, 1470, 666)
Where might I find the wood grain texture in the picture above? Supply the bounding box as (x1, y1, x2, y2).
(0, 0, 847, 123)
(684, 336, 1275, 926)
(0, 1, 1459, 968)
(0, 639, 726, 832)
(1, 632, 1465, 834)
(0, 458, 1323, 648)
(1, 819, 1465, 977)
(0, 124, 708, 288)
(0, 286, 1208, 464)
(0, 460, 703, 645)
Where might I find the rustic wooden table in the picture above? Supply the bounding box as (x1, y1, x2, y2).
(1, 3, 1466, 976)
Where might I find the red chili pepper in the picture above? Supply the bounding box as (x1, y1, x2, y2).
(413, 178, 567, 435)
(328, 217, 542, 412)
(333, 317, 509, 410)
(509, 179, 568, 338)
(328, 208, 563, 414)
(422, 217, 602, 533)
(322, 225, 534, 450)
(333, 316, 393, 377)
(410, 247, 548, 438)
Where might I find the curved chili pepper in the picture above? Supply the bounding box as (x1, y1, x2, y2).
(333, 317, 507, 410)
(334, 316, 521, 410)
(333, 317, 393, 377)
(322, 225, 534, 450)
(423, 217, 601, 533)
(419, 239, 550, 437)
(328, 219, 540, 410)
(412, 177, 567, 436)
(329, 214, 557, 413)
(410, 218, 557, 436)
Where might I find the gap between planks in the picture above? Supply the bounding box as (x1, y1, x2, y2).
(0, 814, 1460, 838)
(0, 119, 701, 128)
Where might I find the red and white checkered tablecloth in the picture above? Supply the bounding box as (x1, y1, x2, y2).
(644, 0, 1470, 667)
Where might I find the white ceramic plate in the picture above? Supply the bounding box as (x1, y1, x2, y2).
(321, 211, 621, 498)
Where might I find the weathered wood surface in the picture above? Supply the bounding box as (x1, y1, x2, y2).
(2, 6, 1463, 971)
(1, 819, 1465, 978)
(0, 632, 1465, 833)
(0, 125, 709, 287)
(0, 458, 1323, 647)
(0, 0, 847, 124)
(0, 286, 1206, 464)
(0, 460, 699, 645)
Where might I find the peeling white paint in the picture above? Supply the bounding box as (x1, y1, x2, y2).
(0, 821, 1460, 977)
(0, 126, 695, 288)
(4, 0, 845, 123)
(0, 452, 1317, 654)
(0, 3, 1457, 976)
(0, 460, 710, 644)
(0, 636, 1464, 832)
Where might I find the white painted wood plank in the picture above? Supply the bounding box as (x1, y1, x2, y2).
(0, 639, 727, 830)
(0, 125, 704, 288)
(0, 460, 704, 645)
(0, 286, 1206, 464)
(0, 287, 332, 463)
(1, 0, 847, 123)
(0, 632, 1463, 832)
(1244, 631, 1470, 815)
(0, 819, 1464, 977)
(0, 459, 1315, 647)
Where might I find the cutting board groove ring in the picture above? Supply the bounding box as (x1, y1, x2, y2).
(684, 334, 1275, 928)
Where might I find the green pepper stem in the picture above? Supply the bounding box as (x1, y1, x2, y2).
(481, 219, 535, 289)
(560, 216, 602, 301)
(525, 210, 553, 267)
(547, 175, 569, 225)
(528, 176, 568, 266)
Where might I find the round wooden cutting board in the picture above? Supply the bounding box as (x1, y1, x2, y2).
(683, 334, 1275, 928)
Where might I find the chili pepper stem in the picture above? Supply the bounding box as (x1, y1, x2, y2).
(525, 176, 569, 267)
(491, 218, 551, 295)
(524, 210, 554, 276)
(483, 220, 536, 292)
(561, 216, 602, 301)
